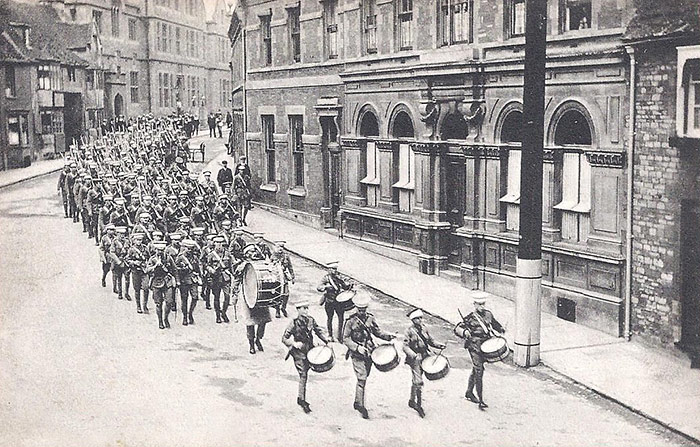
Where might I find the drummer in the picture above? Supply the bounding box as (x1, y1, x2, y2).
(317, 261, 353, 342)
(342, 292, 397, 419)
(403, 308, 446, 418)
(455, 293, 505, 410)
(281, 298, 330, 414)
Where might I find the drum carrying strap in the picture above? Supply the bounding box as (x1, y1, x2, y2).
(473, 312, 493, 336)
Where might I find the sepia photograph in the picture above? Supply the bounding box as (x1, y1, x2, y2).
(0, 0, 699, 445)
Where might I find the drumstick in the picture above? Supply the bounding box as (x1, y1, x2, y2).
(431, 346, 446, 365)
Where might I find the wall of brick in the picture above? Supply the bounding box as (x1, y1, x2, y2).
(631, 43, 683, 345)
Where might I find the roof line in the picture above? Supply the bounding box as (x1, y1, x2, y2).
(1, 31, 29, 61)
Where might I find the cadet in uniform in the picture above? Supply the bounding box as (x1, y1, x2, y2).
(206, 236, 232, 323)
(403, 308, 445, 418)
(145, 241, 176, 329)
(455, 293, 505, 410)
(272, 241, 295, 318)
(343, 293, 396, 419)
(175, 239, 201, 325)
(109, 226, 129, 300)
(99, 224, 115, 287)
(317, 261, 352, 342)
(282, 299, 329, 413)
(126, 233, 149, 314)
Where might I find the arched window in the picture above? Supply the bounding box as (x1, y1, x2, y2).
(441, 112, 467, 140)
(392, 110, 414, 139)
(360, 110, 379, 137)
(554, 109, 592, 146)
(500, 110, 522, 144)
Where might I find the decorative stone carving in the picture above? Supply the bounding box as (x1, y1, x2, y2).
(585, 151, 625, 168)
(419, 100, 440, 140)
(458, 101, 486, 142)
(413, 142, 447, 154)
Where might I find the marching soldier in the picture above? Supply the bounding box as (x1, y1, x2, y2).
(99, 224, 115, 288)
(454, 293, 505, 410)
(229, 227, 247, 259)
(109, 197, 130, 228)
(403, 308, 446, 418)
(97, 195, 114, 242)
(233, 165, 251, 225)
(163, 195, 180, 234)
(343, 292, 397, 419)
(206, 236, 232, 323)
(272, 241, 295, 318)
(66, 163, 79, 220)
(109, 226, 129, 300)
(165, 233, 183, 312)
(57, 163, 70, 218)
(145, 241, 177, 329)
(282, 299, 330, 413)
(190, 196, 208, 230)
(126, 233, 150, 314)
(175, 239, 201, 325)
(253, 233, 272, 260)
(317, 261, 352, 342)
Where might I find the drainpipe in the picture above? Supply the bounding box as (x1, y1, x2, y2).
(242, 28, 248, 159)
(624, 45, 636, 341)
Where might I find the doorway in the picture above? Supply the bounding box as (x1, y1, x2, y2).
(64, 93, 83, 149)
(680, 199, 700, 352)
(114, 93, 124, 117)
(321, 116, 341, 228)
(445, 156, 466, 266)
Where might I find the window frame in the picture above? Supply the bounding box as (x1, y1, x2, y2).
(363, 0, 378, 54)
(439, 0, 473, 47)
(111, 6, 120, 38)
(289, 115, 305, 188)
(93, 10, 103, 34)
(324, 0, 338, 59)
(559, 0, 592, 33)
(128, 18, 137, 40)
(7, 113, 29, 147)
(5, 66, 16, 98)
(505, 0, 526, 39)
(398, 0, 414, 51)
(260, 14, 272, 66)
(130, 71, 139, 103)
(262, 115, 276, 183)
(288, 6, 301, 63)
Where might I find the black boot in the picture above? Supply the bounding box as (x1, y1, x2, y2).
(297, 398, 311, 414)
(221, 311, 229, 323)
(281, 306, 288, 318)
(275, 308, 281, 318)
(157, 305, 165, 330)
(164, 303, 171, 328)
(248, 338, 256, 354)
(415, 388, 425, 418)
(136, 295, 143, 314)
(188, 299, 196, 325)
(255, 338, 264, 352)
(215, 309, 222, 324)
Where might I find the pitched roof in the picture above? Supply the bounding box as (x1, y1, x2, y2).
(0, 0, 88, 66)
(624, 0, 700, 42)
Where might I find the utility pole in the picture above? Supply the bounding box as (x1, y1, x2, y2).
(514, 0, 547, 367)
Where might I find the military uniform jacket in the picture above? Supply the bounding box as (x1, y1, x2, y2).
(272, 250, 295, 281)
(343, 313, 393, 359)
(317, 272, 349, 304)
(98, 205, 113, 232)
(109, 208, 129, 227)
(233, 173, 250, 199)
(175, 250, 200, 285)
(282, 315, 329, 359)
(229, 236, 246, 259)
(99, 233, 113, 264)
(126, 244, 148, 273)
(145, 253, 176, 289)
(109, 238, 128, 268)
(403, 324, 441, 362)
(190, 205, 208, 227)
(256, 242, 272, 260)
(87, 188, 102, 213)
(456, 310, 504, 351)
(206, 249, 232, 284)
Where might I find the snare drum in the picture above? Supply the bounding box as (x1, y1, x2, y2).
(307, 345, 335, 373)
(480, 336, 509, 363)
(335, 290, 356, 312)
(453, 323, 469, 339)
(371, 344, 400, 372)
(421, 354, 450, 381)
(241, 261, 283, 308)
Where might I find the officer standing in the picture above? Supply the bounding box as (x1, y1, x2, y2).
(343, 292, 396, 419)
(282, 299, 330, 414)
(109, 226, 129, 300)
(455, 293, 505, 410)
(403, 308, 446, 418)
(126, 233, 149, 314)
(272, 241, 295, 318)
(99, 224, 115, 288)
(145, 242, 176, 329)
(175, 239, 201, 326)
(216, 160, 233, 193)
(206, 236, 232, 323)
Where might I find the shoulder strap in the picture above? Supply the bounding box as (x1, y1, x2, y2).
(473, 312, 492, 336)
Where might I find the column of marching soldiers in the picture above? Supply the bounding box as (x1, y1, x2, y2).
(55, 115, 508, 421)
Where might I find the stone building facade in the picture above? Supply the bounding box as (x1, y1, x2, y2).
(231, 0, 698, 349)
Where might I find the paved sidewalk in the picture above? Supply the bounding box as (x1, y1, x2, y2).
(239, 204, 700, 442)
(0, 158, 65, 189)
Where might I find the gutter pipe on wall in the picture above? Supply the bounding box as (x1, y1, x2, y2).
(624, 45, 636, 342)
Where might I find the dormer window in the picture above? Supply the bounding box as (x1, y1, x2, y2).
(10, 24, 31, 48)
(677, 46, 700, 139)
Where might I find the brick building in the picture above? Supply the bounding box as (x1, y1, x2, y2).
(623, 0, 700, 355)
(1, 0, 94, 168)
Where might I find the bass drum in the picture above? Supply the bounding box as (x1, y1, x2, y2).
(335, 290, 356, 312)
(242, 261, 283, 309)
